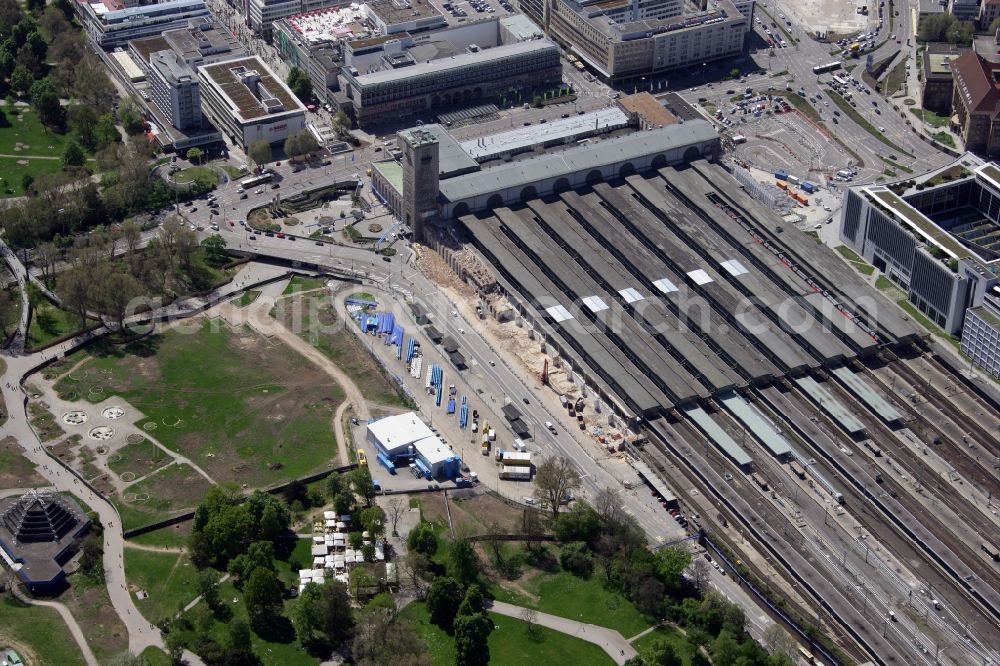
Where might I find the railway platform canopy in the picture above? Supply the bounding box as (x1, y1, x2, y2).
(631, 459, 679, 508)
(793, 376, 867, 439)
(831, 366, 905, 427)
(684, 406, 754, 471)
(719, 393, 793, 461)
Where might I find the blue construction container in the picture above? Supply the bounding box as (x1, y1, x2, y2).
(775, 170, 788, 180)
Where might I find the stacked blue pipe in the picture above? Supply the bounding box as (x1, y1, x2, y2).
(435, 383, 443, 407)
(459, 396, 468, 429)
(406, 338, 416, 362)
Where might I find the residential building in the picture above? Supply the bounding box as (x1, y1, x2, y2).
(950, 51, 1000, 157)
(197, 56, 307, 147)
(80, 0, 211, 49)
(949, 0, 978, 22)
(980, 0, 1000, 29)
(543, 0, 751, 82)
(148, 50, 203, 129)
(340, 38, 562, 126)
(918, 0, 947, 30)
(838, 159, 1000, 338)
(920, 42, 969, 113)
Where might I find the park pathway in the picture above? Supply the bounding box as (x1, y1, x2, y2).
(214, 281, 370, 467)
(487, 600, 638, 665)
(10, 583, 99, 666)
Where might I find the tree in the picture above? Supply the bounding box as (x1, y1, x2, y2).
(358, 505, 386, 536)
(352, 465, 376, 507)
(552, 502, 601, 543)
(68, 105, 98, 151)
(284, 129, 319, 159)
(991, 16, 1000, 34)
(559, 542, 593, 577)
(533, 456, 582, 517)
(247, 140, 272, 171)
(62, 140, 85, 168)
(94, 113, 119, 148)
(386, 497, 406, 536)
(361, 543, 376, 562)
(761, 623, 796, 659)
(30, 77, 64, 127)
(689, 557, 711, 592)
(96, 270, 143, 331)
(407, 521, 437, 556)
(201, 234, 228, 267)
(186, 147, 204, 165)
(333, 110, 352, 132)
(34, 241, 59, 286)
(79, 533, 103, 578)
(293, 581, 354, 655)
(456, 584, 486, 618)
(400, 550, 431, 596)
(653, 546, 691, 590)
(10, 64, 32, 96)
(118, 96, 144, 135)
(228, 541, 277, 586)
(643, 639, 682, 666)
(73, 53, 115, 114)
(197, 569, 221, 611)
(710, 630, 741, 666)
(353, 599, 430, 666)
(448, 537, 479, 586)
(244, 566, 283, 631)
(286, 66, 312, 102)
(425, 576, 463, 632)
(519, 607, 537, 636)
(454, 612, 493, 666)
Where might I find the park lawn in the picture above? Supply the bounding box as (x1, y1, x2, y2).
(141, 647, 173, 666)
(0, 156, 67, 197)
(179, 580, 320, 666)
(400, 601, 614, 666)
(883, 59, 907, 95)
(127, 522, 191, 549)
(62, 572, 129, 663)
(112, 462, 212, 532)
(1, 283, 20, 337)
(932, 131, 956, 148)
(173, 166, 219, 186)
(0, 596, 87, 666)
(495, 570, 653, 638)
(0, 109, 68, 156)
(107, 438, 172, 479)
(53, 320, 342, 487)
(278, 293, 411, 409)
(282, 275, 328, 294)
(26, 298, 86, 349)
(835, 245, 864, 263)
(909, 108, 950, 127)
(233, 289, 261, 307)
(631, 627, 694, 664)
(0, 436, 46, 489)
(125, 548, 201, 624)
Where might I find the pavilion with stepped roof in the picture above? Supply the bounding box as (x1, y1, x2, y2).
(0, 490, 90, 592)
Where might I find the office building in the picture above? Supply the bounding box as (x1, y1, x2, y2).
(949, 0, 978, 22)
(980, 0, 1000, 29)
(544, 0, 751, 82)
(197, 56, 307, 147)
(80, 0, 211, 48)
(950, 51, 1000, 157)
(961, 302, 1000, 379)
(341, 38, 561, 126)
(918, 0, 947, 29)
(838, 160, 1000, 337)
(147, 50, 203, 129)
(920, 42, 969, 114)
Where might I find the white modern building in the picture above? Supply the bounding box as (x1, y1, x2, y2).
(148, 50, 203, 130)
(365, 412, 462, 479)
(81, 0, 212, 48)
(197, 56, 306, 147)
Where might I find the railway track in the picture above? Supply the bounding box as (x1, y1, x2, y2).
(755, 384, 1000, 665)
(638, 416, 914, 665)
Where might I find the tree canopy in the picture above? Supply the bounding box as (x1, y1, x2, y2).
(286, 67, 312, 102)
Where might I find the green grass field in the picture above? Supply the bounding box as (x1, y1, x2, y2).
(492, 571, 652, 638)
(112, 462, 211, 531)
(108, 438, 171, 478)
(26, 299, 86, 349)
(0, 596, 87, 666)
(909, 108, 950, 127)
(0, 156, 66, 197)
(125, 548, 202, 624)
(400, 601, 614, 666)
(140, 647, 173, 666)
(282, 276, 328, 294)
(53, 321, 342, 487)
(233, 289, 261, 307)
(631, 627, 694, 665)
(0, 109, 68, 156)
(173, 166, 219, 186)
(883, 58, 907, 95)
(278, 293, 410, 409)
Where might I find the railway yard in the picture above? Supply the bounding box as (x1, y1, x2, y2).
(458, 161, 1000, 666)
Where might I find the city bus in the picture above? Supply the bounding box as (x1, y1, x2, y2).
(812, 61, 842, 75)
(240, 171, 273, 189)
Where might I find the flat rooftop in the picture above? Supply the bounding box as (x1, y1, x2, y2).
(285, 5, 369, 44)
(459, 107, 630, 161)
(352, 39, 558, 87)
(164, 18, 245, 63)
(400, 123, 479, 177)
(199, 56, 304, 121)
(367, 0, 442, 25)
(869, 188, 970, 259)
(618, 92, 678, 127)
(372, 160, 403, 194)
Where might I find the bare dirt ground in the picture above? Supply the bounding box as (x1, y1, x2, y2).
(60, 580, 129, 663)
(776, 0, 869, 36)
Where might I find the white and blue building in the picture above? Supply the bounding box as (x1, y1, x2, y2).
(365, 412, 462, 479)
